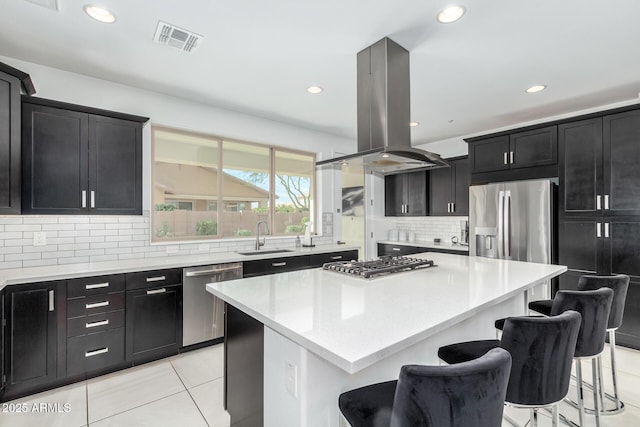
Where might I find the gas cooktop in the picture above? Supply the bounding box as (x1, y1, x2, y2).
(322, 256, 436, 279)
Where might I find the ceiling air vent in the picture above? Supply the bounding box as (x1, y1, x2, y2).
(153, 21, 202, 53)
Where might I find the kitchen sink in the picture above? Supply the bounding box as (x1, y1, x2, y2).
(237, 249, 294, 256)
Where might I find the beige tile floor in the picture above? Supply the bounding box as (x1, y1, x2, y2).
(1, 342, 639, 426)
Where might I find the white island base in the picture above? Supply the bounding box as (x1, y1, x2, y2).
(208, 253, 566, 427)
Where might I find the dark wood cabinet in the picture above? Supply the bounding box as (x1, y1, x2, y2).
(617, 278, 640, 349)
(377, 243, 468, 257)
(0, 70, 21, 214)
(4, 281, 65, 400)
(468, 135, 510, 174)
(1, 289, 5, 394)
(125, 269, 182, 363)
(384, 170, 428, 216)
(309, 250, 359, 266)
(509, 126, 558, 169)
(21, 97, 146, 215)
(429, 157, 469, 216)
(243, 255, 310, 278)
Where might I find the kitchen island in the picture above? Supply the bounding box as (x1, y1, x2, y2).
(207, 253, 566, 427)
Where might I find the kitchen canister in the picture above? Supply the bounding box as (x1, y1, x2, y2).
(398, 230, 407, 241)
(408, 232, 416, 242)
(388, 229, 399, 241)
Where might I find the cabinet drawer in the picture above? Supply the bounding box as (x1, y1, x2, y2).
(67, 328, 125, 376)
(67, 310, 125, 338)
(377, 244, 426, 257)
(126, 268, 182, 290)
(243, 255, 310, 278)
(67, 292, 125, 318)
(310, 251, 358, 267)
(68, 274, 125, 298)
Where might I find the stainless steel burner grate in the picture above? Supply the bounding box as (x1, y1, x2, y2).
(322, 256, 436, 279)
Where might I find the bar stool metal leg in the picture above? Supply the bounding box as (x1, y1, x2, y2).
(576, 360, 585, 427)
(610, 329, 623, 412)
(592, 357, 602, 427)
(551, 403, 559, 427)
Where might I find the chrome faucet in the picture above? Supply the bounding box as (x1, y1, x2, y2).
(255, 220, 269, 250)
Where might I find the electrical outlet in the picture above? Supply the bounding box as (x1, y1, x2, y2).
(33, 231, 47, 246)
(285, 360, 298, 398)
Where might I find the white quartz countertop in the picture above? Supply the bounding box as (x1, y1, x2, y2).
(207, 253, 566, 373)
(0, 244, 359, 290)
(378, 240, 469, 252)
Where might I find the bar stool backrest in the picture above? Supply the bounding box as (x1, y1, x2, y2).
(389, 348, 512, 427)
(551, 288, 613, 358)
(499, 311, 581, 406)
(577, 274, 630, 330)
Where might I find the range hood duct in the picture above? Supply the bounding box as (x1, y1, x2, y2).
(317, 37, 448, 174)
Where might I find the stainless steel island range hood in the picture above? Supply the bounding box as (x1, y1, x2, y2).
(317, 37, 448, 174)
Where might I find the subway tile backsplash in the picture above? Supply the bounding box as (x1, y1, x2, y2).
(390, 216, 469, 243)
(0, 212, 333, 270)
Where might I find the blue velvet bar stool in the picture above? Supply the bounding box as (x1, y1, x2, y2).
(529, 274, 629, 414)
(438, 311, 581, 427)
(338, 347, 512, 427)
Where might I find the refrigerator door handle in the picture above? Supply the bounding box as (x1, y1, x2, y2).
(497, 190, 505, 258)
(504, 190, 511, 258)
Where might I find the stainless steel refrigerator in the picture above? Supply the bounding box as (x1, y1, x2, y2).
(469, 179, 556, 299)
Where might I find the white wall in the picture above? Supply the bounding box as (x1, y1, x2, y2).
(0, 56, 351, 269)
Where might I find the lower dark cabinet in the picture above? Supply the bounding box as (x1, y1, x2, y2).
(309, 250, 359, 267)
(125, 283, 182, 363)
(67, 328, 125, 377)
(4, 281, 65, 400)
(617, 278, 640, 349)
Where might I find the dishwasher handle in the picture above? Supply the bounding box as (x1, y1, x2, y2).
(185, 266, 242, 277)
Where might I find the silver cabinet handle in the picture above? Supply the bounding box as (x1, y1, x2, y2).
(329, 255, 343, 260)
(185, 266, 241, 277)
(451, 202, 455, 213)
(85, 347, 109, 358)
(86, 319, 109, 328)
(604, 222, 610, 238)
(86, 301, 109, 309)
(503, 152, 508, 165)
(49, 290, 54, 312)
(86, 282, 109, 290)
(90, 190, 95, 208)
(146, 276, 166, 282)
(147, 288, 166, 295)
(604, 194, 609, 210)
(447, 203, 450, 213)
(392, 247, 401, 251)
(597, 222, 602, 238)
(272, 262, 287, 267)
(82, 190, 87, 208)
(510, 151, 514, 164)
(597, 195, 602, 210)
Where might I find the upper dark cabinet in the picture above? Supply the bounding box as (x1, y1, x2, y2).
(0, 69, 21, 214)
(469, 126, 557, 174)
(21, 97, 147, 215)
(559, 109, 640, 217)
(384, 170, 428, 216)
(429, 157, 469, 216)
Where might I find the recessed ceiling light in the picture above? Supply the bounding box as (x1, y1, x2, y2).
(306, 86, 323, 94)
(526, 85, 547, 93)
(83, 5, 116, 23)
(409, 121, 420, 127)
(437, 6, 465, 23)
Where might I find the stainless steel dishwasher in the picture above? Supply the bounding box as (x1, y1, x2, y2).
(182, 263, 243, 347)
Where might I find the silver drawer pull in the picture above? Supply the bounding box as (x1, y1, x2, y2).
(147, 288, 166, 295)
(146, 276, 166, 282)
(185, 266, 240, 277)
(271, 262, 287, 267)
(86, 319, 109, 328)
(85, 347, 109, 358)
(392, 247, 401, 251)
(86, 301, 110, 309)
(330, 256, 343, 260)
(86, 282, 109, 290)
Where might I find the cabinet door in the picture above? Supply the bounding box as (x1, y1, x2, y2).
(22, 103, 89, 214)
(89, 115, 142, 215)
(604, 110, 640, 216)
(452, 158, 470, 215)
(616, 277, 640, 350)
(6, 281, 63, 397)
(404, 170, 427, 216)
(0, 71, 20, 214)
(1, 289, 5, 393)
(509, 126, 557, 169)
(607, 218, 640, 278)
(384, 174, 404, 216)
(559, 118, 603, 216)
(558, 218, 604, 274)
(126, 284, 182, 363)
(469, 136, 509, 173)
(429, 166, 451, 216)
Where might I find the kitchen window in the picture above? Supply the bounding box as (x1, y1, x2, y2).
(151, 126, 315, 242)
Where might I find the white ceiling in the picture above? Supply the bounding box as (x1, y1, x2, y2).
(2, 0, 640, 147)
